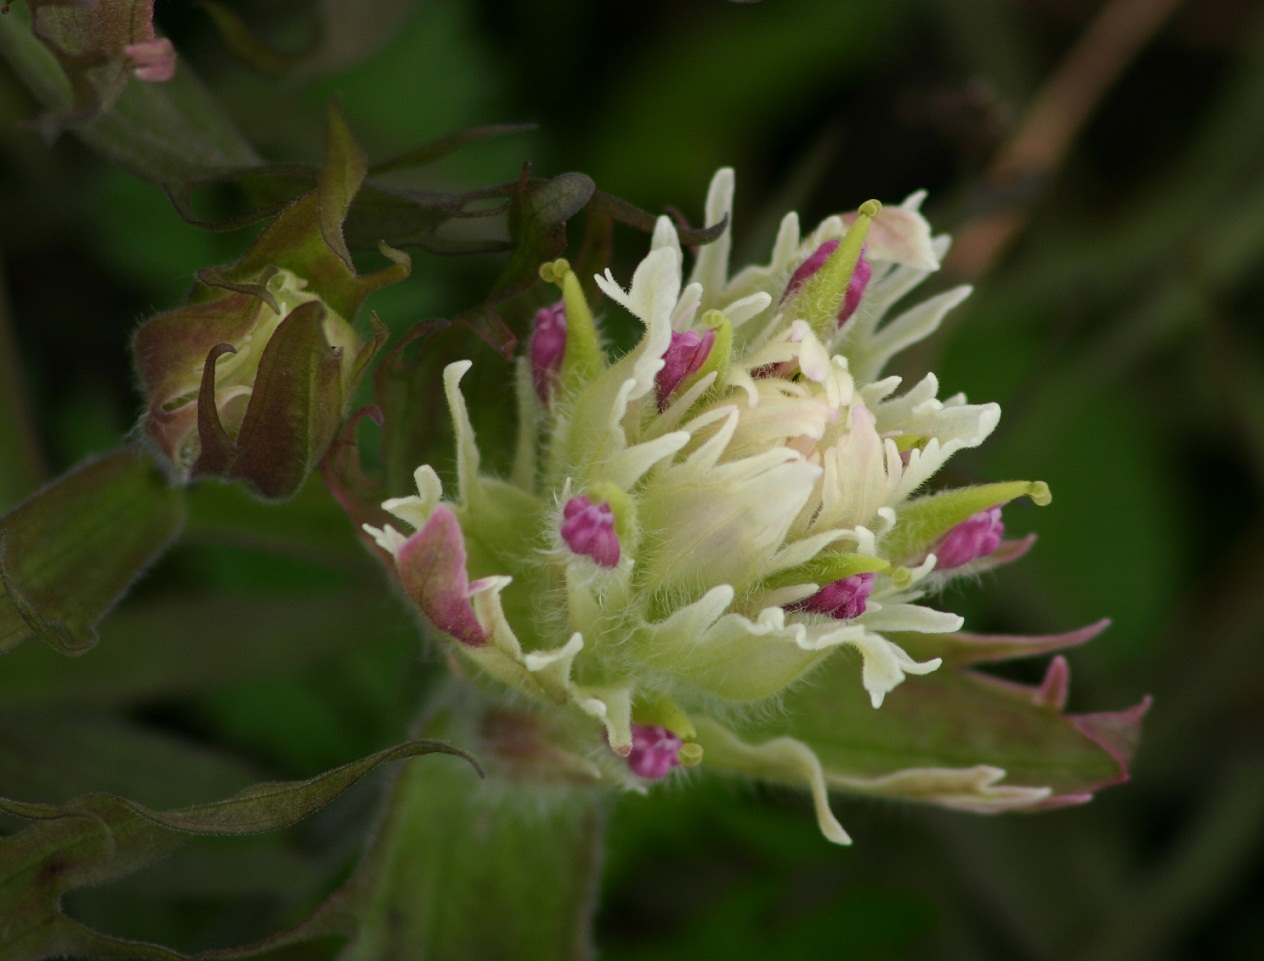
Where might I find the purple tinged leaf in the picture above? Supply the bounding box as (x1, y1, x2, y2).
(722, 643, 1148, 814)
(895, 619, 1112, 667)
(395, 505, 491, 647)
(319, 103, 368, 272)
(216, 302, 347, 500)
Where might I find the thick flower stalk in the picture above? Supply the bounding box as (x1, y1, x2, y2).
(366, 170, 1142, 843)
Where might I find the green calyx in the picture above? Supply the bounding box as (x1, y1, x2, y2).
(540, 259, 604, 393)
(788, 199, 880, 336)
(761, 553, 890, 593)
(690, 309, 734, 395)
(883, 480, 1051, 565)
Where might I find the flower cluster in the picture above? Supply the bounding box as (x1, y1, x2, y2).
(364, 170, 1116, 843)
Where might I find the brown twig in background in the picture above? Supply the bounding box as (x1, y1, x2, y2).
(0, 261, 47, 509)
(945, 0, 1186, 281)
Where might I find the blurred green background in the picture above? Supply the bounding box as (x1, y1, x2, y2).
(3, 0, 1263, 957)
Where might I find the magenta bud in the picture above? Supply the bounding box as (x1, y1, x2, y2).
(837, 252, 872, 325)
(656, 328, 717, 410)
(793, 572, 875, 620)
(936, 507, 1005, 570)
(626, 724, 683, 779)
(561, 495, 621, 567)
(783, 240, 873, 327)
(531, 301, 568, 402)
(784, 239, 839, 300)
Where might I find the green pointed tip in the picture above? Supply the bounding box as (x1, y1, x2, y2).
(686, 309, 733, 394)
(1030, 481, 1052, 506)
(761, 553, 889, 592)
(557, 268, 603, 390)
(893, 433, 928, 453)
(631, 694, 696, 742)
(788, 200, 880, 335)
(678, 742, 704, 767)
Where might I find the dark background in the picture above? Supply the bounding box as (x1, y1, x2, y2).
(2, 0, 1263, 957)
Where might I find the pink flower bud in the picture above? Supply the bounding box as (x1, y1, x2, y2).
(793, 572, 875, 620)
(656, 328, 716, 410)
(561, 495, 620, 567)
(784, 239, 839, 299)
(125, 38, 176, 83)
(936, 507, 1004, 570)
(626, 724, 683, 779)
(530, 301, 568, 402)
(783, 239, 873, 327)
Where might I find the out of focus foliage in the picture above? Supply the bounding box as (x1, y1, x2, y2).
(1, 0, 1262, 958)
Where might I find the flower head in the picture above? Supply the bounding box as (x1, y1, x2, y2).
(365, 170, 1141, 842)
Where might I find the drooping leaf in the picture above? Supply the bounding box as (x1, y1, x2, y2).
(0, 446, 184, 656)
(0, 740, 477, 961)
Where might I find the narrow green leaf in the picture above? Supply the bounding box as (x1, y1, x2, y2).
(0, 740, 476, 960)
(0, 446, 185, 656)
